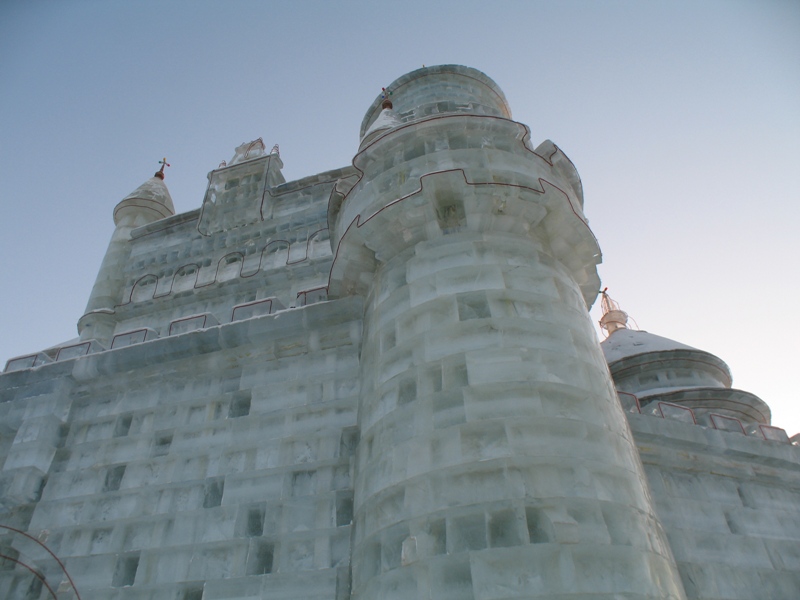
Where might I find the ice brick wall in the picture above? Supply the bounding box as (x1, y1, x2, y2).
(630, 414, 800, 600)
(349, 231, 686, 599)
(0, 298, 362, 599)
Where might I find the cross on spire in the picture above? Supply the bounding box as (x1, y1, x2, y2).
(155, 157, 171, 180)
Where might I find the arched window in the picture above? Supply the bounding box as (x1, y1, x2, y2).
(131, 275, 158, 302)
(216, 253, 244, 282)
(261, 241, 290, 271)
(305, 229, 330, 261)
(172, 264, 200, 293)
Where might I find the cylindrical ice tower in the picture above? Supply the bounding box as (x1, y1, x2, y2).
(78, 173, 175, 344)
(329, 65, 686, 599)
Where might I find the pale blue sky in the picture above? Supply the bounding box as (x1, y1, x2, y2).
(1, 0, 798, 432)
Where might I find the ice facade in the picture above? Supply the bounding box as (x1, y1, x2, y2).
(1, 65, 799, 599)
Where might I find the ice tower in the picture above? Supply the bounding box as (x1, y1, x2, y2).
(78, 167, 175, 345)
(330, 65, 685, 599)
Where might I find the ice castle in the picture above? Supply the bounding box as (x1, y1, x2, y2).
(1, 65, 798, 600)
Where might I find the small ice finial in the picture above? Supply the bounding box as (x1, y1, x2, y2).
(270, 144, 280, 156)
(599, 288, 629, 336)
(244, 138, 265, 159)
(155, 157, 170, 180)
(229, 138, 267, 165)
(381, 87, 393, 109)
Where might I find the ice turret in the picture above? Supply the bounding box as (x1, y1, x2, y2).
(77, 166, 175, 345)
(113, 172, 175, 226)
(197, 139, 284, 235)
(600, 294, 771, 425)
(332, 65, 686, 600)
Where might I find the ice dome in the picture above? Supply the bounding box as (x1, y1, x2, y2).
(601, 328, 700, 365)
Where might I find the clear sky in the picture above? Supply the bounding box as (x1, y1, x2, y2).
(1, 0, 798, 433)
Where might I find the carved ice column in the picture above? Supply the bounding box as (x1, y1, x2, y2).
(78, 172, 174, 345)
(329, 66, 686, 600)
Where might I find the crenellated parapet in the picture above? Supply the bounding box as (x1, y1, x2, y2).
(329, 67, 600, 306)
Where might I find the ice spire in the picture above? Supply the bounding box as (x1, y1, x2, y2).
(599, 288, 629, 336)
(359, 86, 402, 147)
(113, 162, 175, 226)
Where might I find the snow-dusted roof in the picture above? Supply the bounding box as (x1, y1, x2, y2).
(121, 176, 174, 209)
(113, 175, 176, 226)
(119, 176, 175, 213)
(600, 328, 700, 364)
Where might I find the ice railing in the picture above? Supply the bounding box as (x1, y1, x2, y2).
(616, 391, 797, 445)
(3, 287, 329, 373)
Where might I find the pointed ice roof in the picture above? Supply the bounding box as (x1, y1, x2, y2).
(113, 175, 175, 226)
(360, 108, 403, 148)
